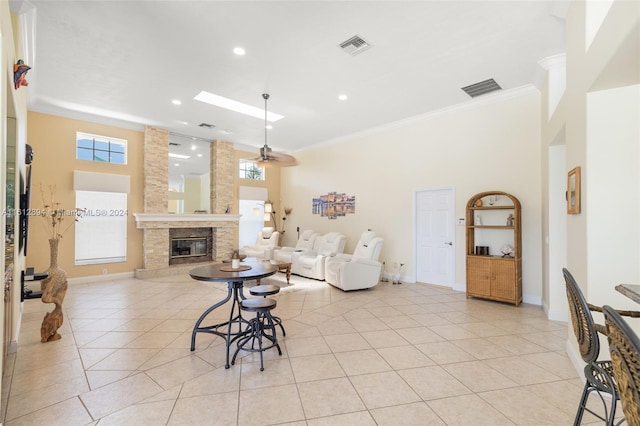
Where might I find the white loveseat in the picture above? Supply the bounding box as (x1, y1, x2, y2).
(291, 232, 346, 280)
(324, 230, 384, 291)
(272, 229, 319, 263)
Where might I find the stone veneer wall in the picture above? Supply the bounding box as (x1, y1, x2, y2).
(210, 140, 235, 259)
(139, 129, 237, 273)
(143, 127, 169, 269)
(143, 126, 169, 213)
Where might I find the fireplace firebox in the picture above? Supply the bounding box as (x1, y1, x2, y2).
(169, 227, 214, 265)
(171, 238, 207, 258)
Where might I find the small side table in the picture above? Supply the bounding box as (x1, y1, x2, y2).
(616, 284, 640, 304)
(257, 261, 292, 285)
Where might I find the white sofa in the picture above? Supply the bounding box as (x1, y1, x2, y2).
(272, 230, 319, 263)
(325, 230, 384, 291)
(240, 227, 280, 260)
(291, 232, 346, 280)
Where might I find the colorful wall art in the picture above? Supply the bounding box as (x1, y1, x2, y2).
(312, 192, 355, 220)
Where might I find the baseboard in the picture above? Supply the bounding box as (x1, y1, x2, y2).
(452, 282, 466, 292)
(545, 304, 568, 322)
(8, 340, 17, 355)
(566, 340, 586, 382)
(522, 294, 542, 306)
(67, 271, 135, 286)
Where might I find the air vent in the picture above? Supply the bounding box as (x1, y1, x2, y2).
(461, 78, 502, 98)
(198, 123, 215, 128)
(339, 35, 371, 56)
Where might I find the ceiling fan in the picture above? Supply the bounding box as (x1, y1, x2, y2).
(254, 93, 298, 167)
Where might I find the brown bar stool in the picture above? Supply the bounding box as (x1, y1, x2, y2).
(249, 285, 286, 336)
(231, 297, 282, 371)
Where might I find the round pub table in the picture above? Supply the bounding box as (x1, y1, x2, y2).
(189, 261, 277, 368)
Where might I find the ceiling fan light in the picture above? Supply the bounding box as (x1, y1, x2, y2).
(253, 93, 298, 167)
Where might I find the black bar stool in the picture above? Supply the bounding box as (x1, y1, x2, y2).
(231, 297, 282, 371)
(249, 285, 286, 336)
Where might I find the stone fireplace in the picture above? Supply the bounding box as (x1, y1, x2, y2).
(133, 213, 239, 278)
(134, 127, 238, 278)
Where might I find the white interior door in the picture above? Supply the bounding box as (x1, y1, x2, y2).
(415, 188, 455, 286)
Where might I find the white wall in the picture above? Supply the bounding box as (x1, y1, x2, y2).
(547, 142, 568, 321)
(586, 84, 640, 313)
(282, 88, 544, 303)
(538, 0, 639, 371)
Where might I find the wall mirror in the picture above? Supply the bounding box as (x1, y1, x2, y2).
(567, 166, 581, 214)
(5, 117, 16, 266)
(168, 134, 211, 214)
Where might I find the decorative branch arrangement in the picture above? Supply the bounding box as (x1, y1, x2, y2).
(38, 184, 85, 240)
(281, 207, 292, 234)
(265, 201, 292, 234)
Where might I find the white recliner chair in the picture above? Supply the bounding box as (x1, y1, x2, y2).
(272, 230, 319, 263)
(291, 232, 346, 280)
(240, 227, 280, 260)
(325, 230, 384, 291)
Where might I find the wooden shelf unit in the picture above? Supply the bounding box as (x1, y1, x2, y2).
(466, 191, 522, 306)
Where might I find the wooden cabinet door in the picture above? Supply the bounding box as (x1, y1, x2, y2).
(467, 257, 491, 297)
(490, 258, 516, 301)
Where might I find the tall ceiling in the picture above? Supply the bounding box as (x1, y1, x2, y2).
(16, 0, 567, 158)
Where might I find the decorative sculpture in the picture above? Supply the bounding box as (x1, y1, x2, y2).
(40, 238, 67, 342)
(37, 185, 84, 343)
(13, 59, 31, 89)
(393, 263, 405, 285)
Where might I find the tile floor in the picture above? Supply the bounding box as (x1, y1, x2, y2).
(2, 271, 615, 425)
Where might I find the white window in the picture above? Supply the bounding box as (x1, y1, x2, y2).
(239, 160, 264, 180)
(75, 191, 127, 265)
(76, 132, 127, 165)
(73, 171, 130, 266)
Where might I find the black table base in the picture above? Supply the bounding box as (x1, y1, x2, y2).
(190, 280, 251, 368)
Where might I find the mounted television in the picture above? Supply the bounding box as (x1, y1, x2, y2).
(19, 144, 33, 255)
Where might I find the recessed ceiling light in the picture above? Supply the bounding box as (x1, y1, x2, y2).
(194, 91, 284, 122)
(266, 125, 273, 130)
(177, 120, 188, 125)
(220, 129, 233, 135)
(172, 99, 182, 105)
(191, 145, 196, 150)
(169, 153, 190, 159)
(233, 47, 246, 56)
(197, 154, 203, 158)
(338, 94, 348, 101)
(174, 163, 180, 167)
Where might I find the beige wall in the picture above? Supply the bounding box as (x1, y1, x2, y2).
(183, 176, 203, 213)
(281, 89, 544, 303)
(26, 112, 144, 278)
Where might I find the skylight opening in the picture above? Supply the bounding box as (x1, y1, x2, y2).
(194, 91, 284, 122)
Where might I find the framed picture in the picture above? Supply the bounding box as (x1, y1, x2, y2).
(567, 166, 581, 214)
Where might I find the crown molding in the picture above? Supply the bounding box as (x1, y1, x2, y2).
(301, 85, 540, 152)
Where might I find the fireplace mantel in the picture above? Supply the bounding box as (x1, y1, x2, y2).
(133, 213, 241, 229)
